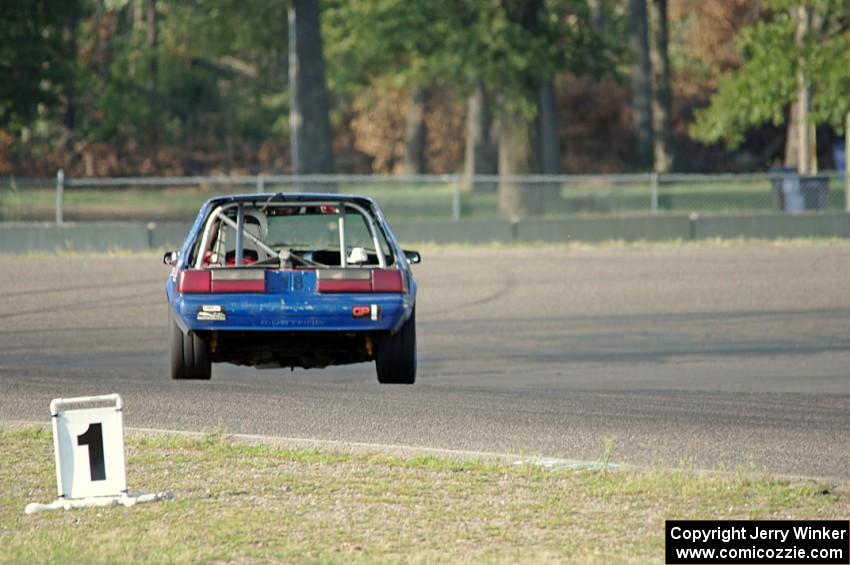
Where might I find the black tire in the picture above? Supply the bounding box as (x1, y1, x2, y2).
(190, 332, 212, 380)
(170, 317, 211, 380)
(376, 308, 416, 384)
(170, 317, 186, 380)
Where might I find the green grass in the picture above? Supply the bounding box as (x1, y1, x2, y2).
(0, 184, 459, 222)
(2, 426, 848, 563)
(1, 237, 849, 262)
(2, 179, 847, 222)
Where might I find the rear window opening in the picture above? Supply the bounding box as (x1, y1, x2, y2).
(189, 201, 395, 271)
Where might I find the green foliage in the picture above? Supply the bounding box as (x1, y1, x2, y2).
(163, 0, 291, 137)
(0, 0, 621, 173)
(691, 0, 850, 148)
(0, 0, 78, 131)
(70, 0, 290, 146)
(0, 0, 754, 175)
(324, 0, 615, 120)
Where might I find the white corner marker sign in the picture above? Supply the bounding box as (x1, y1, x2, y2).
(51, 394, 127, 500)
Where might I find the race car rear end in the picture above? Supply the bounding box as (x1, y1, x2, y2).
(164, 194, 419, 384)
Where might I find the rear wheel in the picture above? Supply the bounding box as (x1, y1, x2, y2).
(170, 318, 211, 380)
(376, 309, 416, 384)
(170, 317, 185, 380)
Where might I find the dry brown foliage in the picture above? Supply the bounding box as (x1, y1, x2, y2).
(350, 85, 465, 174)
(558, 74, 635, 173)
(670, 0, 764, 80)
(350, 87, 407, 174)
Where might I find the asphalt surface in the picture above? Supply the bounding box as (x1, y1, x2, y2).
(1, 244, 849, 479)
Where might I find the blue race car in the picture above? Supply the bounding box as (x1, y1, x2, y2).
(163, 193, 419, 384)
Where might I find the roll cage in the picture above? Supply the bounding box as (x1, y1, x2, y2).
(189, 198, 395, 270)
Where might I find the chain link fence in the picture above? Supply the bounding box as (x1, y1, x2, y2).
(0, 171, 847, 223)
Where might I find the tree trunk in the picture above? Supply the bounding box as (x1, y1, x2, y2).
(538, 81, 560, 175)
(62, 2, 81, 135)
(147, 0, 157, 94)
(497, 0, 544, 218)
(628, 0, 653, 169)
(794, 4, 815, 174)
(538, 80, 560, 201)
(498, 111, 543, 218)
(134, 0, 143, 30)
(291, 0, 336, 180)
(463, 83, 498, 192)
(587, 0, 606, 33)
(648, 0, 673, 173)
(402, 88, 428, 175)
(784, 99, 799, 170)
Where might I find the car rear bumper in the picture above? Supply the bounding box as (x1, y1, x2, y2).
(170, 292, 410, 333)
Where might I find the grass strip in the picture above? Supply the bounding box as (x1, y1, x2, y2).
(3, 179, 847, 222)
(1, 426, 847, 563)
(1, 237, 850, 261)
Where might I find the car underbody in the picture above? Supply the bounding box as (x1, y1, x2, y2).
(200, 329, 376, 369)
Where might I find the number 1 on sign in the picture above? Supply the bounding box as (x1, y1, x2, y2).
(77, 423, 106, 481)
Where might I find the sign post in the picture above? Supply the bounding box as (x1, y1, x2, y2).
(25, 394, 171, 514)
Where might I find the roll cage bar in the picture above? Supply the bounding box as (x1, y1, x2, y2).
(193, 200, 390, 270)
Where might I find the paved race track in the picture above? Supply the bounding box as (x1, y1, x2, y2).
(1, 244, 849, 479)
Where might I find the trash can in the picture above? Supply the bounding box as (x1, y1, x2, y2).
(769, 167, 802, 212)
(799, 175, 829, 211)
(832, 141, 845, 173)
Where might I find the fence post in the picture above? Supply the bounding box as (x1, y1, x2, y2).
(56, 169, 65, 225)
(451, 175, 461, 221)
(650, 172, 658, 214)
(256, 173, 265, 194)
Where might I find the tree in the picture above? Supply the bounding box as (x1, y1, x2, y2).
(2, 0, 617, 179)
(628, 0, 653, 169)
(539, 81, 561, 176)
(325, 0, 611, 216)
(587, 0, 606, 33)
(690, 0, 850, 172)
(146, 0, 157, 94)
(789, 3, 815, 173)
(291, 0, 336, 176)
(69, 0, 290, 160)
(495, 0, 610, 216)
(0, 0, 77, 133)
(463, 82, 498, 190)
(62, 1, 83, 135)
(402, 88, 429, 174)
(497, 0, 546, 218)
(648, 0, 673, 172)
(324, 0, 449, 176)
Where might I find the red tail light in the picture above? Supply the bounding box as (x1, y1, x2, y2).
(210, 269, 266, 293)
(317, 279, 372, 293)
(371, 269, 404, 293)
(211, 279, 266, 293)
(317, 269, 404, 294)
(178, 270, 211, 293)
(178, 269, 266, 293)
